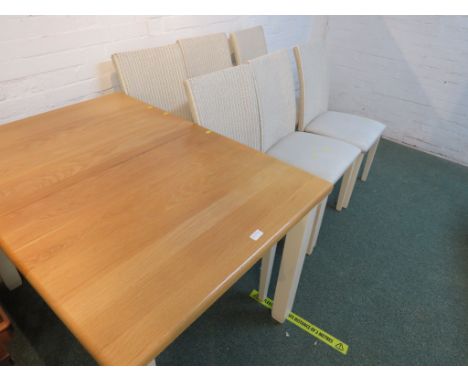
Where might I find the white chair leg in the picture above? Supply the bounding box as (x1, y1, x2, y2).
(307, 197, 327, 255)
(361, 138, 380, 182)
(271, 211, 314, 323)
(343, 153, 364, 209)
(258, 243, 277, 301)
(0, 249, 22, 290)
(336, 165, 353, 212)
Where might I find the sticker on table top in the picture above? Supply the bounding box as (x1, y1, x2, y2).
(163, 111, 170, 116)
(249, 229, 264, 241)
(146, 106, 153, 109)
(249, 289, 349, 355)
(205, 130, 212, 134)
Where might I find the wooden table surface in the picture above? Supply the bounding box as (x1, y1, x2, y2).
(0, 93, 332, 365)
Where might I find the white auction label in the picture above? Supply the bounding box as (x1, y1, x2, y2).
(249, 229, 264, 241)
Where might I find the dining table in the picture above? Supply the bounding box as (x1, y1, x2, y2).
(0, 93, 332, 365)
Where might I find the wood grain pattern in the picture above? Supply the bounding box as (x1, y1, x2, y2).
(0, 93, 193, 216)
(0, 93, 332, 365)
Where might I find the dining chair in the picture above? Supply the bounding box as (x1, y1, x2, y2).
(249, 51, 362, 297)
(230, 26, 268, 65)
(184, 65, 261, 150)
(184, 65, 274, 300)
(184, 55, 360, 299)
(294, 40, 386, 182)
(112, 43, 192, 120)
(250, 50, 361, 212)
(178, 32, 233, 78)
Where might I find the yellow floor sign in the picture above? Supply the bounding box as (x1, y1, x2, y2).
(249, 289, 349, 355)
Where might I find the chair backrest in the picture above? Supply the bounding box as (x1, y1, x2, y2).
(230, 26, 268, 65)
(249, 51, 297, 152)
(293, 40, 329, 131)
(184, 65, 261, 150)
(178, 33, 233, 78)
(112, 44, 192, 120)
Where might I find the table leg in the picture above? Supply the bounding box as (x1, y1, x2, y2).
(271, 211, 314, 323)
(146, 358, 156, 366)
(0, 249, 22, 291)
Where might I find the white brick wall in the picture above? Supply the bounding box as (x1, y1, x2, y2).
(326, 16, 468, 166)
(3, 16, 465, 166)
(0, 15, 322, 124)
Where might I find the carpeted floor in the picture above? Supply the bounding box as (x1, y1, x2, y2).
(1, 138, 468, 365)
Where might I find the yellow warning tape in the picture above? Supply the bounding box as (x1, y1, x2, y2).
(249, 289, 349, 355)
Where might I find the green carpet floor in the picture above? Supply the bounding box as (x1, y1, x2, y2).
(1, 138, 468, 365)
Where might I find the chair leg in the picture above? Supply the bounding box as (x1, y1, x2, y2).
(336, 165, 353, 212)
(361, 138, 380, 182)
(258, 243, 277, 300)
(307, 197, 327, 255)
(343, 153, 364, 209)
(0, 250, 22, 291)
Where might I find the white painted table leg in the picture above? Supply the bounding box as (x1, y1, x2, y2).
(0, 249, 22, 290)
(271, 212, 314, 323)
(343, 153, 364, 209)
(258, 243, 277, 300)
(361, 138, 380, 182)
(146, 358, 156, 366)
(307, 197, 327, 255)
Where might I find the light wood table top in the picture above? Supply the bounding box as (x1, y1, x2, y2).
(0, 93, 332, 365)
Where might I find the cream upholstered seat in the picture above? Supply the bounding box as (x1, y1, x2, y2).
(307, 111, 385, 152)
(112, 44, 191, 120)
(294, 40, 386, 181)
(267, 132, 361, 184)
(230, 26, 268, 65)
(178, 32, 233, 78)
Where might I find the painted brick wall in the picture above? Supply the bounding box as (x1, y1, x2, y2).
(2, 16, 465, 166)
(0, 15, 322, 124)
(326, 16, 468, 166)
